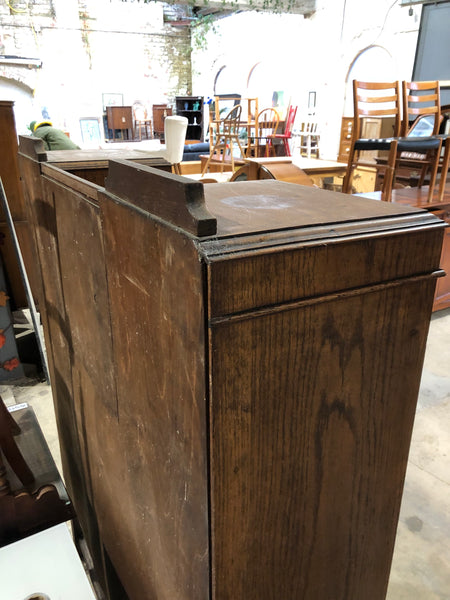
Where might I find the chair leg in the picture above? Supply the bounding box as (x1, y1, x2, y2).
(438, 138, 450, 202)
(227, 140, 234, 174)
(202, 138, 221, 175)
(381, 140, 398, 202)
(342, 146, 356, 194)
(426, 140, 443, 202)
(284, 139, 291, 157)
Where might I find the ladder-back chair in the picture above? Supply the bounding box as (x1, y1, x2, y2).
(246, 107, 280, 158)
(393, 80, 443, 201)
(342, 80, 402, 201)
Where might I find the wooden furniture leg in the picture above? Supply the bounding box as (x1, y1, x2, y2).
(438, 137, 450, 202)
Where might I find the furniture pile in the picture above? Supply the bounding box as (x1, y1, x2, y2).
(342, 80, 450, 202)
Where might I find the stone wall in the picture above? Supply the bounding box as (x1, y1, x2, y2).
(0, 0, 192, 142)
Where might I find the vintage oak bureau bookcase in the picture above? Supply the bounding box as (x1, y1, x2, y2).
(18, 139, 445, 600)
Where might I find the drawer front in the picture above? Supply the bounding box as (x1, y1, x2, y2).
(207, 228, 444, 318)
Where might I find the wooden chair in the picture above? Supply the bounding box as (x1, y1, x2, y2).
(343, 80, 444, 202)
(0, 396, 74, 545)
(246, 107, 280, 158)
(133, 103, 152, 140)
(202, 104, 246, 175)
(342, 80, 402, 201)
(271, 105, 297, 156)
(208, 94, 241, 145)
(392, 80, 443, 201)
(297, 120, 320, 158)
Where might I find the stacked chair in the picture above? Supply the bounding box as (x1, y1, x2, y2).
(343, 80, 448, 202)
(201, 104, 246, 175)
(245, 107, 280, 158)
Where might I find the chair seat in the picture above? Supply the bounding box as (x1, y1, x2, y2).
(354, 138, 396, 151)
(397, 136, 442, 151)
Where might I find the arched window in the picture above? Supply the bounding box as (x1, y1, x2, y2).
(344, 45, 397, 115)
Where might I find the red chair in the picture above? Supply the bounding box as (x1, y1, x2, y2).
(272, 105, 298, 156)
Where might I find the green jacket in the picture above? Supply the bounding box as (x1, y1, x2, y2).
(34, 125, 80, 151)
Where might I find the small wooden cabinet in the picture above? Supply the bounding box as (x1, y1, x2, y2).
(152, 104, 173, 140)
(176, 95, 204, 141)
(106, 106, 133, 140)
(338, 116, 383, 163)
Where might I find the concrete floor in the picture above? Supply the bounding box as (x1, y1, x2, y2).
(1, 308, 449, 599)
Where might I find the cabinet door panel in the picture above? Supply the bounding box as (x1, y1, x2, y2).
(209, 279, 434, 600)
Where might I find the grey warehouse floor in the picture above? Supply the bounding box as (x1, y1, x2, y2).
(1, 308, 449, 600)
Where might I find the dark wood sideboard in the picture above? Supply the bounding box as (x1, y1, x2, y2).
(17, 144, 445, 600)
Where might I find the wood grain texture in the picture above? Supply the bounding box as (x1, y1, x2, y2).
(18, 148, 445, 600)
(205, 228, 443, 317)
(208, 278, 436, 600)
(0, 103, 39, 306)
(105, 159, 217, 236)
(98, 190, 210, 599)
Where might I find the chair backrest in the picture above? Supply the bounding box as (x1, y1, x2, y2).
(402, 80, 441, 136)
(222, 104, 242, 136)
(352, 80, 402, 140)
(163, 116, 188, 165)
(133, 103, 148, 122)
(256, 107, 280, 136)
(213, 94, 242, 121)
(283, 105, 298, 137)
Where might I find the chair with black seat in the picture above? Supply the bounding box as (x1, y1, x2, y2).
(342, 80, 402, 201)
(202, 104, 246, 175)
(393, 80, 443, 202)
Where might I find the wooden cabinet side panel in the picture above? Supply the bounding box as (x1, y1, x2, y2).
(99, 197, 210, 600)
(16, 164, 101, 574)
(209, 279, 435, 600)
(48, 179, 117, 416)
(0, 102, 37, 306)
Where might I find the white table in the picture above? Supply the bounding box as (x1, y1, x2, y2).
(0, 523, 96, 599)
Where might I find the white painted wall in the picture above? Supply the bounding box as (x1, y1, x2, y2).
(191, 0, 423, 159)
(0, 0, 423, 154)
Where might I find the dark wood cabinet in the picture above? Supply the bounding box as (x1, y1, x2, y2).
(176, 95, 204, 141)
(0, 101, 42, 307)
(106, 106, 133, 140)
(152, 104, 173, 140)
(17, 147, 445, 599)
